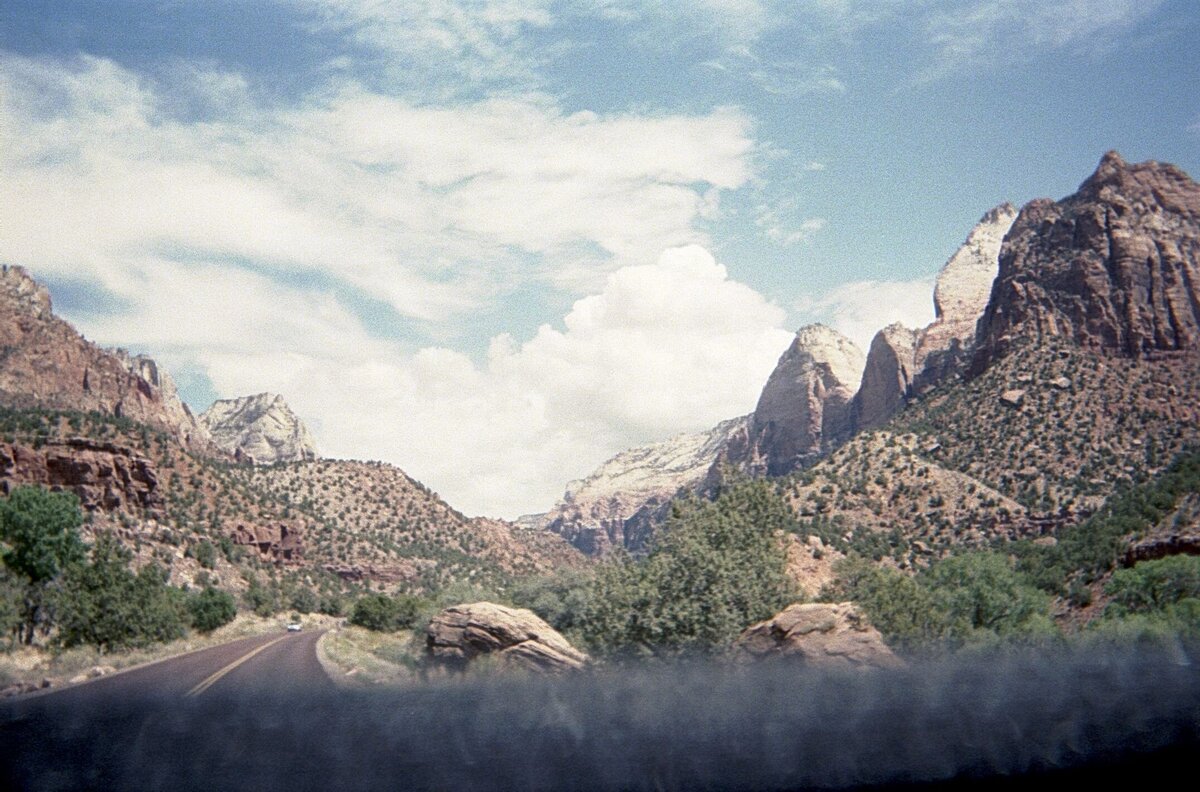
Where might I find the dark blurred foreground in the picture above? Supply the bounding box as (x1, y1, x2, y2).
(2, 645, 1198, 791)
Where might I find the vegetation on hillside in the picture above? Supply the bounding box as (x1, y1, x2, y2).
(827, 449, 1200, 654)
(512, 478, 797, 658)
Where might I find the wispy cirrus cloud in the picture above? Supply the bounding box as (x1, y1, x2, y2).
(919, 0, 1164, 79)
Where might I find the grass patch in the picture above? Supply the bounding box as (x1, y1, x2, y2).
(318, 626, 423, 689)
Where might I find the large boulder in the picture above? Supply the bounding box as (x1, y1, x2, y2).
(425, 602, 589, 674)
(733, 602, 903, 670)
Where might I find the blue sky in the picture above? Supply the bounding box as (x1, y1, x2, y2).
(1, 1, 1198, 517)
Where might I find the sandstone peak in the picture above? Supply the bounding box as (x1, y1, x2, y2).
(852, 202, 1015, 432)
(787, 323, 867, 390)
(199, 392, 319, 464)
(974, 153, 1200, 370)
(714, 325, 863, 479)
(932, 202, 1017, 326)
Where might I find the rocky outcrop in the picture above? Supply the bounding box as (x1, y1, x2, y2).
(733, 602, 903, 670)
(1124, 493, 1200, 566)
(199, 393, 318, 464)
(425, 602, 589, 674)
(919, 203, 1019, 386)
(716, 325, 863, 479)
(973, 152, 1200, 373)
(854, 204, 1017, 431)
(0, 438, 161, 512)
(0, 266, 213, 452)
(543, 416, 748, 555)
(228, 521, 304, 562)
(853, 323, 921, 431)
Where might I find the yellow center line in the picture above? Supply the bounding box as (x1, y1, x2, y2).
(184, 635, 289, 698)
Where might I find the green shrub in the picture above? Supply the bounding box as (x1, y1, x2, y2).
(188, 587, 238, 633)
(0, 487, 86, 644)
(577, 478, 797, 657)
(53, 535, 188, 652)
(289, 586, 319, 614)
(826, 557, 946, 651)
(1105, 556, 1200, 615)
(922, 552, 1054, 643)
(350, 593, 422, 632)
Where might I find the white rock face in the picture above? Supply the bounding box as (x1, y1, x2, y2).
(199, 393, 319, 465)
(543, 416, 748, 555)
(926, 202, 1018, 353)
(854, 204, 1017, 430)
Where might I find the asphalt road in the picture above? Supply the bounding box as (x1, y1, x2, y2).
(7, 628, 333, 705)
(0, 629, 336, 790)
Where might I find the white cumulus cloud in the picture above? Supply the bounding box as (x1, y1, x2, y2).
(70, 245, 792, 519)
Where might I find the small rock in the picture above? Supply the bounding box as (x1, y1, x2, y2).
(999, 389, 1026, 408)
(1015, 372, 1034, 384)
(1048, 376, 1071, 390)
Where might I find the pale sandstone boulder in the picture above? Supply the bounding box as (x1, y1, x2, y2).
(425, 602, 588, 674)
(734, 602, 903, 670)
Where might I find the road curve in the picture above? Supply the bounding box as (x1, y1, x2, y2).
(8, 628, 332, 706)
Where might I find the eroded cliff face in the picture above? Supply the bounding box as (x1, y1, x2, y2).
(0, 266, 213, 452)
(0, 438, 162, 513)
(714, 325, 864, 479)
(853, 204, 1018, 431)
(973, 151, 1200, 373)
(199, 393, 319, 464)
(542, 416, 749, 555)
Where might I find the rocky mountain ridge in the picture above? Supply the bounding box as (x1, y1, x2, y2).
(538, 416, 748, 554)
(973, 151, 1200, 372)
(854, 203, 1017, 430)
(540, 153, 1200, 571)
(200, 392, 319, 465)
(0, 266, 581, 597)
(786, 153, 1200, 568)
(0, 266, 215, 454)
(714, 324, 864, 480)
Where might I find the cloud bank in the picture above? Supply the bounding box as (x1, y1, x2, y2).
(0, 51, 785, 516)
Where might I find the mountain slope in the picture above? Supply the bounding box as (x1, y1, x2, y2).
(0, 265, 213, 453)
(788, 153, 1200, 567)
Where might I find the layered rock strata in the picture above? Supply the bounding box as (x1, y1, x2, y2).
(854, 204, 1017, 430)
(715, 325, 864, 479)
(734, 602, 903, 670)
(0, 438, 161, 512)
(0, 266, 212, 452)
(425, 602, 589, 673)
(542, 416, 747, 555)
